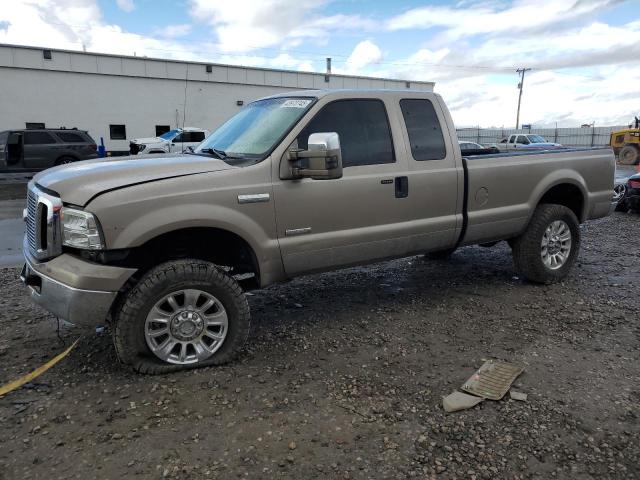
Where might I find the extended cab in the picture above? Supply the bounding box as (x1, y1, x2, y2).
(21, 90, 616, 373)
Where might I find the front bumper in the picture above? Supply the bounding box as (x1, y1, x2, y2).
(21, 245, 136, 327)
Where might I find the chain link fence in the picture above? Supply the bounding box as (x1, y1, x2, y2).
(456, 126, 626, 148)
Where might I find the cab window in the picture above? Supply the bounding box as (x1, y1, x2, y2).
(297, 99, 395, 167)
(399, 98, 446, 161)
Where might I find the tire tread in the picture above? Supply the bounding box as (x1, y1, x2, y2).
(113, 260, 250, 375)
(512, 204, 580, 284)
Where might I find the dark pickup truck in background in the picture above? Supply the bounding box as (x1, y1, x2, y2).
(0, 128, 98, 171)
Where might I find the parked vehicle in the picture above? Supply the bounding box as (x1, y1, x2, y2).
(609, 117, 640, 165)
(0, 128, 97, 170)
(459, 140, 500, 155)
(613, 181, 627, 211)
(614, 173, 640, 212)
(21, 90, 616, 373)
(495, 134, 563, 151)
(129, 127, 209, 155)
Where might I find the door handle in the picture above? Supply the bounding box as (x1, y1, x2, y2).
(395, 176, 408, 198)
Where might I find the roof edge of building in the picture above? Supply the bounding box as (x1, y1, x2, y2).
(0, 43, 434, 87)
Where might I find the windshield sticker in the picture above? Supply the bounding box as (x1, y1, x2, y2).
(282, 99, 312, 108)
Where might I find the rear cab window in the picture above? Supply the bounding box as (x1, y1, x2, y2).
(399, 98, 446, 161)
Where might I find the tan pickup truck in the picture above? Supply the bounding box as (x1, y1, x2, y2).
(21, 89, 616, 373)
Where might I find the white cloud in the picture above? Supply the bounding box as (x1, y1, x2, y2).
(339, 40, 382, 74)
(386, 0, 621, 40)
(189, 0, 325, 52)
(187, 0, 375, 53)
(155, 24, 192, 39)
(115, 0, 135, 13)
(0, 1, 204, 61)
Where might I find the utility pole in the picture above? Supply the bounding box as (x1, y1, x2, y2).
(515, 68, 531, 129)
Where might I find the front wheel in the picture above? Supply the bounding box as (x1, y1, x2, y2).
(512, 204, 580, 284)
(113, 260, 250, 374)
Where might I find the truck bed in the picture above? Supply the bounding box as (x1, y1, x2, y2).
(459, 147, 615, 246)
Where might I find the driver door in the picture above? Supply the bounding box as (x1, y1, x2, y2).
(272, 98, 411, 276)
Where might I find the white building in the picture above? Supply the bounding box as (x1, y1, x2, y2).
(0, 44, 434, 153)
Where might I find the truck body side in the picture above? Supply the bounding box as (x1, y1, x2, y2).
(20, 89, 616, 372)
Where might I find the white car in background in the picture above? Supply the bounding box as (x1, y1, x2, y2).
(495, 134, 563, 151)
(129, 127, 210, 155)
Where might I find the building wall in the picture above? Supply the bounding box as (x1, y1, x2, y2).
(0, 44, 434, 151)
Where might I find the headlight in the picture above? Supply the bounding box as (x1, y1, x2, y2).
(138, 144, 146, 151)
(61, 207, 104, 250)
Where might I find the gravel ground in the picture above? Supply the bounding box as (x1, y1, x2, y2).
(0, 212, 638, 480)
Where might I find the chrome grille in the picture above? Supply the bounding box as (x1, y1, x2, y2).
(26, 189, 38, 252)
(25, 184, 63, 260)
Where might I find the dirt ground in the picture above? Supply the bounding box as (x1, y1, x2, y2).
(0, 212, 638, 480)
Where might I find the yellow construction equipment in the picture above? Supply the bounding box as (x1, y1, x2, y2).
(610, 117, 640, 165)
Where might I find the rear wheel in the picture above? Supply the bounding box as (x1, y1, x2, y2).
(619, 145, 639, 165)
(512, 204, 580, 284)
(113, 259, 250, 374)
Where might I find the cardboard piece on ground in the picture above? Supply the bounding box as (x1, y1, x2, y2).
(509, 390, 528, 401)
(461, 360, 525, 400)
(442, 391, 484, 413)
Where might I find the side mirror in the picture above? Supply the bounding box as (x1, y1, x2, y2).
(288, 132, 343, 180)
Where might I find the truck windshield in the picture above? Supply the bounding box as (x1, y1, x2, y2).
(159, 129, 181, 140)
(528, 135, 547, 143)
(195, 97, 315, 160)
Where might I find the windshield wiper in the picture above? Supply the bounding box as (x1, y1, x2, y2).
(200, 147, 227, 160)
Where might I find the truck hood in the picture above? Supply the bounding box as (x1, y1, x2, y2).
(34, 154, 235, 206)
(132, 137, 166, 145)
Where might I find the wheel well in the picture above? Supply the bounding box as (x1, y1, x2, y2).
(124, 227, 260, 288)
(55, 155, 77, 164)
(538, 184, 584, 221)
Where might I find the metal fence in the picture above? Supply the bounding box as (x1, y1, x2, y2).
(456, 126, 627, 148)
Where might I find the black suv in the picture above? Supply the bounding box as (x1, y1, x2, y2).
(0, 128, 98, 171)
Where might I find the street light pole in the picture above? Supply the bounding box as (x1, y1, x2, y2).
(515, 68, 531, 129)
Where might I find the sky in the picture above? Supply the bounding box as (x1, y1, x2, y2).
(0, 0, 639, 127)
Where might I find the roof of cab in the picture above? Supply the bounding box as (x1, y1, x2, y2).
(259, 89, 438, 101)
